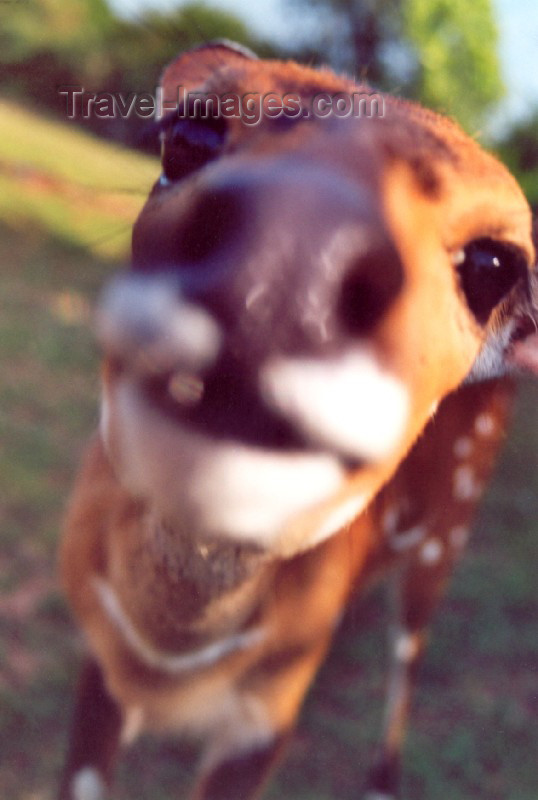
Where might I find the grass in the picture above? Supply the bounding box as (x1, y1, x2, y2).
(2, 96, 538, 799)
(0, 98, 157, 260)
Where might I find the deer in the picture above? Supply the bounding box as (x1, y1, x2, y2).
(58, 40, 538, 800)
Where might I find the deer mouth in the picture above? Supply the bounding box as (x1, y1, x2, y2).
(96, 272, 413, 550)
(139, 361, 312, 454)
(101, 371, 357, 552)
(96, 272, 409, 467)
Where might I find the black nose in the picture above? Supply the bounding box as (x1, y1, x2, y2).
(131, 182, 247, 276)
(132, 160, 405, 347)
(175, 187, 246, 265)
(338, 242, 404, 336)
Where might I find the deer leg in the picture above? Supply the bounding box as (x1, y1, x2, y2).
(59, 657, 123, 800)
(365, 557, 456, 800)
(189, 733, 291, 800)
(364, 380, 514, 799)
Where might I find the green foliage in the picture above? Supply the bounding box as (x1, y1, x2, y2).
(289, 0, 503, 132)
(288, 0, 405, 86)
(105, 2, 273, 98)
(403, 0, 504, 131)
(0, 0, 278, 149)
(496, 112, 538, 209)
(0, 0, 116, 78)
(0, 0, 257, 67)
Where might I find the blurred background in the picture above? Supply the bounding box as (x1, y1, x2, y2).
(2, 1, 538, 798)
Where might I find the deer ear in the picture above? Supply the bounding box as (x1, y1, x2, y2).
(159, 40, 258, 114)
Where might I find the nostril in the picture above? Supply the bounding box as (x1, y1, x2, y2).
(177, 187, 246, 264)
(338, 244, 404, 336)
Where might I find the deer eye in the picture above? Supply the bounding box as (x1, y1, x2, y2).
(454, 237, 528, 324)
(159, 102, 227, 183)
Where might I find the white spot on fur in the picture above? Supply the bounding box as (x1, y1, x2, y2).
(419, 538, 443, 565)
(93, 577, 266, 674)
(382, 506, 426, 552)
(453, 465, 480, 501)
(453, 436, 473, 459)
(259, 349, 410, 462)
(394, 629, 420, 662)
(475, 413, 496, 437)
(71, 768, 106, 800)
(388, 525, 426, 552)
(449, 525, 470, 550)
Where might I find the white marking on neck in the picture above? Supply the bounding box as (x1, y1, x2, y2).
(92, 577, 266, 674)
